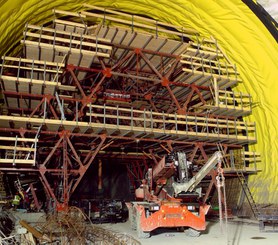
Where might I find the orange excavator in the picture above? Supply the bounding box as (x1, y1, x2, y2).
(128, 151, 222, 238)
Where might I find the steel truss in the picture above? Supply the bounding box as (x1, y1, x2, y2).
(0, 7, 260, 209)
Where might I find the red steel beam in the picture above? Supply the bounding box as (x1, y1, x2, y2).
(66, 136, 83, 168)
(70, 134, 107, 195)
(163, 82, 182, 112)
(199, 143, 209, 161)
(110, 43, 180, 59)
(67, 65, 86, 98)
(29, 183, 40, 211)
(41, 137, 63, 168)
(139, 49, 163, 79)
(182, 88, 195, 111)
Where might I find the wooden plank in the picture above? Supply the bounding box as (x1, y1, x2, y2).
(242, 157, 261, 161)
(218, 95, 250, 103)
(55, 23, 85, 35)
(0, 64, 63, 74)
(53, 9, 86, 18)
(54, 19, 86, 29)
(58, 84, 76, 91)
(190, 42, 219, 52)
(0, 159, 35, 164)
(0, 115, 256, 144)
(2, 76, 76, 93)
(83, 4, 198, 35)
(25, 32, 112, 51)
(81, 11, 193, 38)
(181, 54, 233, 68)
(182, 68, 240, 83)
(180, 59, 238, 74)
(202, 38, 218, 44)
(21, 40, 110, 58)
(199, 104, 251, 112)
(1, 75, 58, 87)
(185, 47, 224, 58)
(0, 146, 35, 151)
(243, 151, 260, 156)
(25, 44, 39, 60)
(27, 24, 111, 43)
(218, 89, 250, 97)
(0, 136, 37, 142)
(197, 106, 251, 117)
(1, 56, 65, 67)
(223, 167, 261, 173)
(211, 36, 234, 67)
(19, 220, 51, 242)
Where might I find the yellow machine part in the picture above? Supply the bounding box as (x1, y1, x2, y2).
(0, 0, 277, 203)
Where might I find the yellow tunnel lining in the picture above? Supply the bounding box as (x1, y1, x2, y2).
(0, 0, 277, 203)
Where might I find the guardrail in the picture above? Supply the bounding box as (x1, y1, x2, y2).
(86, 104, 256, 144)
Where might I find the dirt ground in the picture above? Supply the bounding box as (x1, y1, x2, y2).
(101, 219, 278, 245)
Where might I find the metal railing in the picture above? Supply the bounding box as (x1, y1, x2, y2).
(86, 104, 257, 144)
(229, 150, 260, 172)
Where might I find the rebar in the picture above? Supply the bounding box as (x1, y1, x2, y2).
(34, 207, 141, 245)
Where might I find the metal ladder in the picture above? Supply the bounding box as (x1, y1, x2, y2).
(216, 143, 228, 168)
(14, 178, 25, 196)
(217, 143, 260, 218)
(235, 169, 260, 219)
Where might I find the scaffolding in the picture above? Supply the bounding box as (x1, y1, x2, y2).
(0, 6, 259, 210)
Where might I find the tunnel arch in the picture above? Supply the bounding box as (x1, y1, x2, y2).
(0, 0, 277, 204)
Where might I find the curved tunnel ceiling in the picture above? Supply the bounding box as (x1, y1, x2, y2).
(0, 0, 278, 203)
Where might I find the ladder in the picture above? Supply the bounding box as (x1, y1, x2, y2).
(217, 143, 260, 219)
(216, 143, 229, 168)
(14, 178, 25, 198)
(235, 170, 260, 219)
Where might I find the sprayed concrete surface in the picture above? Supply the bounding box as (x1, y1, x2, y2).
(101, 219, 277, 245)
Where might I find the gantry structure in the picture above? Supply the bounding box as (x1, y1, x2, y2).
(0, 5, 260, 210)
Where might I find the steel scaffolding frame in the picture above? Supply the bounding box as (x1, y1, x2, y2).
(0, 7, 260, 210)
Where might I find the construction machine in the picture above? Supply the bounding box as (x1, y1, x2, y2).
(127, 151, 222, 238)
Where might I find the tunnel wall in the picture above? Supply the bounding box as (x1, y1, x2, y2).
(0, 0, 277, 203)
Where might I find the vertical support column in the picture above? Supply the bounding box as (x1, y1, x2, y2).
(98, 159, 103, 191)
(29, 183, 40, 211)
(62, 133, 68, 207)
(12, 136, 18, 166)
(39, 135, 64, 208)
(213, 77, 219, 106)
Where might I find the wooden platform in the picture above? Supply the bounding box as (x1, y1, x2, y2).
(22, 24, 112, 81)
(0, 135, 37, 166)
(0, 104, 256, 145)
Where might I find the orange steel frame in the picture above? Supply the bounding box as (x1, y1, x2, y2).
(0, 29, 245, 211)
